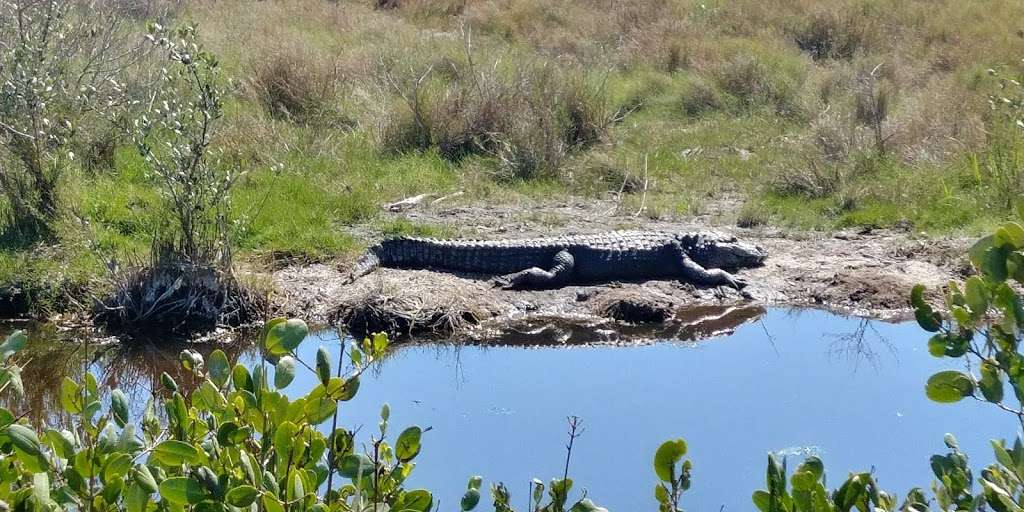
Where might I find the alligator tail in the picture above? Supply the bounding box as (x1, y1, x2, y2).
(345, 247, 381, 284)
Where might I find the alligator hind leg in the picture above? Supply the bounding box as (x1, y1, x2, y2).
(492, 250, 575, 290)
(673, 243, 747, 290)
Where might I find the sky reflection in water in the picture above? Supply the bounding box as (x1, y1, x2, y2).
(276, 308, 1015, 511)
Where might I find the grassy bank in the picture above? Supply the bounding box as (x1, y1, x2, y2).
(2, 0, 1024, 316)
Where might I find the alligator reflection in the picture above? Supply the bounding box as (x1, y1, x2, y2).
(0, 306, 762, 423)
(479, 304, 766, 347)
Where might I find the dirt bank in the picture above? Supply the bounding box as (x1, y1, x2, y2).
(274, 198, 970, 339)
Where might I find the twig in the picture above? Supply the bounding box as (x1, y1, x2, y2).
(563, 416, 584, 482)
(633, 154, 650, 217)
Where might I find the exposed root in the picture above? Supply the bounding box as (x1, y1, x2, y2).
(94, 262, 267, 337)
(329, 270, 501, 338)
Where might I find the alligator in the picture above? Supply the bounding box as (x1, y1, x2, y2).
(347, 230, 767, 290)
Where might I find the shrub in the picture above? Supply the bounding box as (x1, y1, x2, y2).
(97, 24, 262, 334)
(133, 24, 236, 266)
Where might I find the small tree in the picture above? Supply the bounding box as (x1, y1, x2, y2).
(0, 0, 135, 240)
(95, 24, 262, 333)
(134, 22, 238, 267)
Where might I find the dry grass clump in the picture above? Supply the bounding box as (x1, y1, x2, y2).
(376, 52, 615, 179)
(329, 272, 499, 338)
(247, 46, 349, 126)
(771, 161, 845, 200)
(94, 251, 268, 336)
(680, 76, 725, 117)
(788, 5, 876, 61)
(705, 43, 810, 116)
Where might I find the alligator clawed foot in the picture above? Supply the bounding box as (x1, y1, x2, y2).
(489, 276, 511, 289)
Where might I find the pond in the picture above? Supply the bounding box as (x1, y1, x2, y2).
(3, 306, 1017, 511)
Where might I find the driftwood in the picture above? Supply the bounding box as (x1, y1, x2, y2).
(386, 193, 436, 212)
(385, 190, 464, 212)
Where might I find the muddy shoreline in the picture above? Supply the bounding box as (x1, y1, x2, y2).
(273, 199, 969, 339)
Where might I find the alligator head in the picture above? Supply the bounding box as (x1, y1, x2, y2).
(682, 232, 767, 270)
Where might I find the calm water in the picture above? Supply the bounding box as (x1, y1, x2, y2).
(3, 308, 1017, 511)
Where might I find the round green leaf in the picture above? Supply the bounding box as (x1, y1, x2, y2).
(111, 389, 129, 427)
(160, 372, 178, 393)
(980, 360, 1005, 403)
(265, 319, 308, 356)
(274, 356, 296, 389)
(102, 453, 132, 485)
(303, 394, 337, 425)
(132, 465, 160, 494)
(654, 438, 687, 482)
(997, 222, 1024, 249)
(914, 305, 942, 333)
(262, 495, 286, 512)
(159, 477, 207, 505)
(964, 276, 989, 318)
(461, 488, 481, 511)
(5, 424, 41, 456)
(655, 483, 670, 504)
(208, 350, 230, 388)
(396, 489, 433, 512)
(43, 429, 74, 459)
(216, 421, 249, 446)
(226, 485, 259, 507)
(153, 440, 200, 465)
(60, 378, 82, 414)
(0, 330, 27, 360)
(232, 363, 253, 393)
(316, 346, 331, 385)
(326, 376, 359, 402)
(926, 371, 975, 403)
(395, 426, 423, 462)
(338, 453, 373, 479)
(32, 472, 49, 506)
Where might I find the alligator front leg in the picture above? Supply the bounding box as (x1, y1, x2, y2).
(674, 243, 747, 290)
(492, 250, 575, 290)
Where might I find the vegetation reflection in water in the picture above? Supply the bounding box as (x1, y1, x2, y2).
(1, 306, 1013, 510)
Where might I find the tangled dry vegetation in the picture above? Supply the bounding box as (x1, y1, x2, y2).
(328, 270, 502, 337)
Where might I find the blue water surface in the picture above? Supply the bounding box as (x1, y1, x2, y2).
(270, 308, 1016, 511)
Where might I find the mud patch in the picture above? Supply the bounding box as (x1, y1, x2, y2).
(274, 199, 973, 339)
